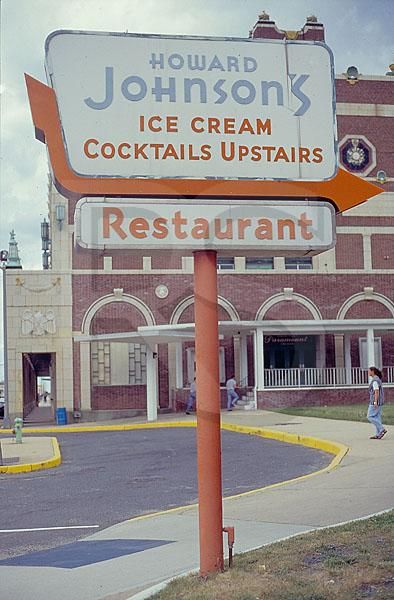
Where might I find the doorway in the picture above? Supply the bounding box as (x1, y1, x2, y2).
(22, 353, 56, 422)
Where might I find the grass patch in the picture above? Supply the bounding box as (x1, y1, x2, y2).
(270, 403, 394, 425)
(151, 511, 394, 600)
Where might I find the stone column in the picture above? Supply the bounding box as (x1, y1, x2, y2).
(362, 234, 372, 271)
(254, 328, 264, 390)
(240, 334, 248, 386)
(80, 341, 91, 411)
(146, 344, 158, 422)
(344, 334, 352, 384)
(366, 328, 375, 368)
(175, 342, 183, 389)
(233, 336, 241, 383)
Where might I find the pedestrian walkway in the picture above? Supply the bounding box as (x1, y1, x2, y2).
(23, 405, 54, 424)
(0, 411, 392, 600)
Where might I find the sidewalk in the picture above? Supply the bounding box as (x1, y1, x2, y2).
(0, 410, 392, 600)
(0, 436, 61, 473)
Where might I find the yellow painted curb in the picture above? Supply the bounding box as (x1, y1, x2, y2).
(221, 422, 348, 473)
(1, 421, 196, 434)
(0, 438, 62, 474)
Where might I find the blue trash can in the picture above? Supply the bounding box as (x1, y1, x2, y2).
(56, 407, 67, 425)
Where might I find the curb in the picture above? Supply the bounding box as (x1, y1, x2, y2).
(0, 438, 62, 474)
(0, 421, 197, 434)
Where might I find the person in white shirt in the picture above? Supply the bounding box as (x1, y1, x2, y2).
(226, 375, 239, 411)
(367, 366, 387, 439)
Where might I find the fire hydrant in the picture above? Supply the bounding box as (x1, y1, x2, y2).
(13, 417, 23, 444)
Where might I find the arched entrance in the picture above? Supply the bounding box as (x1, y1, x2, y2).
(80, 294, 156, 414)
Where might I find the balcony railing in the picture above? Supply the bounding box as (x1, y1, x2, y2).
(264, 366, 394, 388)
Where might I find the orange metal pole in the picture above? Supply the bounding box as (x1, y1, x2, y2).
(193, 249, 224, 575)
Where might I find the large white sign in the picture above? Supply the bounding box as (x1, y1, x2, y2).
(46, 31, 337, 182)
(75, 198, 335, 255)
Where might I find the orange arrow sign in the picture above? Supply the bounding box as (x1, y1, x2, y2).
(25, 74, 382, 211)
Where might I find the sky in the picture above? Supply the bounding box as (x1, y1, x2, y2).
(0, 0, 393, 373)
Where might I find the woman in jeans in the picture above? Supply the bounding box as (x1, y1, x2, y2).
(367, 366, 387, 440)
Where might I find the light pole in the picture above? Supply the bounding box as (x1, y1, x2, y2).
(0, 249, 11, 429)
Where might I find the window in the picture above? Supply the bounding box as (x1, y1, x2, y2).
(217, 257, 235, 270)
(246, 257, 273, 270)
(285, 257, 313, 270)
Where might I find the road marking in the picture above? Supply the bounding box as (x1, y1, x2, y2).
(0, 525, 100, 533)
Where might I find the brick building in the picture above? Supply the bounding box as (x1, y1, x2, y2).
(4, 13, 394, 422)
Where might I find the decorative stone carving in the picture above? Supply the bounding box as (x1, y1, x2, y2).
(22, 310, 56, 336)
(363, 287, 374, 300)
(113, 288, 124, 298)
(16, 277, 61, 293)
(155, 284, 169, 299)
(283, 287, 294, 300)
(339, 135, 376, 176)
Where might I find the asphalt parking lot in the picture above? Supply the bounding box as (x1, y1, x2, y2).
(0, 428, 330, 559)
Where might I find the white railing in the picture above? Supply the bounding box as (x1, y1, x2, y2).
(264, 366, 394, 388)
(384, 366, 394, 383)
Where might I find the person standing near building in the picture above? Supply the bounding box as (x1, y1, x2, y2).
(367, 366, 387, 439)
(185, 378, 196, 415)
(226, 375, 239, 411)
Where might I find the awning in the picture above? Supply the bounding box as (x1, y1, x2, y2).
(75, 318, 394, 346)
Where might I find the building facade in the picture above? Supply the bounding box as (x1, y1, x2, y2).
(4, 13, 394, 422)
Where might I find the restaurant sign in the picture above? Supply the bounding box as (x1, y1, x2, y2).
(75, 198, 335, 255)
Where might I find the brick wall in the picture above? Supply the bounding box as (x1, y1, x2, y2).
(73, 244, 103, 270)
(264, 301, 314, 320)
(73, 273, 394, 329)
(371, 235, 394, 269)
(257, 386, 394, 407)
(345, 300, 392, 319)
(90, 301, 146, 334)
(336, 80, 393, 105)
(151, 253, 183, 270)
(336, 234, 364, 270)
(91, 385, 146, 409)
(112, 252, 142, 269)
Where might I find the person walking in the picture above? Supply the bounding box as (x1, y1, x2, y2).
(185, 378, 196, 415)
(367, 366, 387, 439)
(226, 375, 239, 411)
